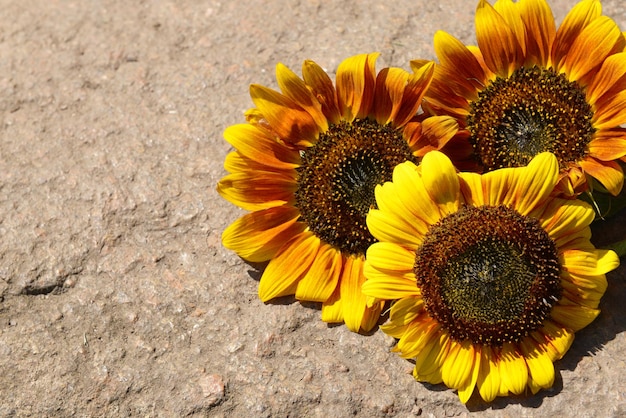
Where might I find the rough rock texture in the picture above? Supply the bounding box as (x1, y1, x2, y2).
(0, 0, 624, 416)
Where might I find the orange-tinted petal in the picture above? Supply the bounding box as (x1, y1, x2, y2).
(217, 169, 296, 211)
(519, 0, 556, 66)
(250, 84, 318, 147)
(276, 63, 328, 132)
(222, 206, 304, 262)
(552, 0, 602, 69)
(295, 243, 342, 302)
(586, 52, 626, 105)
(258, 231, 320, 301)
(394, 61, 435, 127)
(579, 157, 624, 196)
(562, 16, 623, 82)
(593, 90, 626, 129)
(493, 0, 527, 57)
(409, 116, 459, 157)
(223, 124, 300, 169)
(587, 137, 626, 161)
(336, 53, 379, 121)
(433, 30, 487, 99)
(302, 59, 341, 124)
(475, 0, 522, 77)
(372, 67, 409, 125)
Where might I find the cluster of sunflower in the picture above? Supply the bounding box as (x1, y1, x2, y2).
(218, 0, 625, 404)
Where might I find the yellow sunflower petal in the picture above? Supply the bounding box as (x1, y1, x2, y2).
(550, 304, 600, 331)
(320, 284, 343, 324)
(295, 243, 341, 302)
(414, 331, 450, 383)
(519, 337, 555, 390)
(258, 231, 320, 301)
(511, 152, 559, 215)
(481, 152, 558, 213)
(476, 345, 501, 402)
(362, 248, 420, 301)
(563, 269, 608, 294)
(364, 242, 415, 272)
(498, 342, 529, 395)
(457, 347, 480, 404)
(458, 171, 485, 206)
(562, 248, 620, 276)
(387, 297, 424, 327)
(561, 276, 605, 308)
(221, 206, 304, 262)
(441, 339, 476, 391)
(336, 53, 379, 121)
(250, 84, 318, 147)
(276, 62, 328, 132)
(537, 198, 594, 242)
(420, 151, 460, 215)
(366, 207, 424, 248)
(391, 161, 443, 225)
(390, 317, 439, 359)
(535, 320, 575, 361)
(475, 0, 522, 77)
(340, 256, 382, 332)
(374, 173, 431, 239)
(481, 166, 517, 207)
(322, 256, 387, 333)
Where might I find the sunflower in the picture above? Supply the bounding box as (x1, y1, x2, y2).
(218, 53, 461, 332)
(421, 0, 626, 196)
(362, 151, 620, 402)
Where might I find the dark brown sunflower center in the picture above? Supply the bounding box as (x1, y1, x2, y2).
(414, 205, 561, 345)
(467, 65, 595, 170)
(295, 118, 416, 256)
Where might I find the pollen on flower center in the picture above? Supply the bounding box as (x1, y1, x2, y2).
(467, 65, 595, 171)
(295, 118, 416, 256)
(414, 205, 561, 345)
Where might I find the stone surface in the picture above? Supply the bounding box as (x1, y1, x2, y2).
(0, 0, 624, 416)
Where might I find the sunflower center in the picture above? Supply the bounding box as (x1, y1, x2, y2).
(467, 65, 595, 170)
(295, 118, 416, 256)
(414, 205, 561, 345)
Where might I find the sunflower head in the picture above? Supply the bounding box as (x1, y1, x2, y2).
(423, 0, 626, 196)
(218, 54, 462, 333)
(363, 150, 619, 402)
